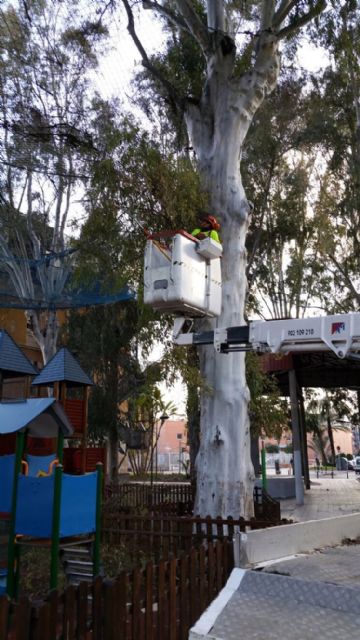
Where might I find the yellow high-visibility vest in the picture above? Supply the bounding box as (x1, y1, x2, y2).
(191, 228, 220, 243)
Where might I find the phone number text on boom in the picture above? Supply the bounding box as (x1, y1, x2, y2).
(287, 328, 315, 337)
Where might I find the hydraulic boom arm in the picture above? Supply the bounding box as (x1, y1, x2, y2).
(173, 313, 360, 359)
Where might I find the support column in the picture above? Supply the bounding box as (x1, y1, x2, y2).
(289, 369, 304, 505)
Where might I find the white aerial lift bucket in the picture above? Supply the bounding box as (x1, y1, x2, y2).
(144, 230, 222, 317)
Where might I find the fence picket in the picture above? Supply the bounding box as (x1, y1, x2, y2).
(46, 591, 58, 640)
(63, 585, 76, 640)
(103, 580, 117, 640)
(2, 539, 234, 640)
(77, 582, 88, 640)
(14, 597, 31, 640)
(189, 548, 198, 627)
(92, 576, 103, 640)
(157, 560, 166, 640)
(117, 572, 128, 640)
(169, 558, 177, 640)
(179, 554, 189, 640)
(0, 598, 9, 640)
(31, 601, 51, 640)
(145, 562, 153, 640)
(132, 567, 142, 640)
(215, 541, 222, 592)
(207, 543, 215, 603)
(199, 546, 206, 614)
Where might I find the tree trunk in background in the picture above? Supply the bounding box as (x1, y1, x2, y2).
(109, 425, 119, 484)
(30, 310, 59, 364)
(327, 412, 336, 465)
(251, 435, 261, 477)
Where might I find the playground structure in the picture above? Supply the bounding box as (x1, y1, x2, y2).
(31, 346, 95, 474)
(0, 333, 103, 598)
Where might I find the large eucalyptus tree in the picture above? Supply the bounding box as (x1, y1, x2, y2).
(121, 0, 326, 517)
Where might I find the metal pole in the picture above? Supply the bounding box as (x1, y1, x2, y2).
(50, 464, 63, 590)
(289, 369, 304, 505)
(93, 463, 103, 577)
(6, 430, 26, 598)
(57, 430, 64, 465)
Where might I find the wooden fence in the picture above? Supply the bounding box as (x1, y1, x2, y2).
(102, 513, 279, 562)
(0, 539, 233, 640)
(104, 483, 194, 514)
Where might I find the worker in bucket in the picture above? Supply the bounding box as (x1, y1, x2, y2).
(191, 213, 221, 243)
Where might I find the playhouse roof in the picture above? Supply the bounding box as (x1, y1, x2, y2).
(0, 331, 37, 378)
(32, 347, 93, 387)
(0, 398, 73, 437)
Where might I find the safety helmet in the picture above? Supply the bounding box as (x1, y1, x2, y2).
(201, 214, 221, 231)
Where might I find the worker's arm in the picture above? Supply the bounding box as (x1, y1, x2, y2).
(209, 230, 220, 243)
(191, 228, 206, 240)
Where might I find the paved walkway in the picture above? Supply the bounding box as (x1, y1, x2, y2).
(190, 477, 360, 639)
(279, 473, 360, 522)
(263, 544, 360, 590)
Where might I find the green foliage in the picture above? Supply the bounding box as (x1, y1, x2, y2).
(243, 77, 332, 318)
(265, 444, 279, 453)
(65, 104, 206, 455)
(246, 352, 288, 439)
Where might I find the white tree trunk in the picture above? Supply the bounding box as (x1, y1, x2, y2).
(29, 309, 59, 365)
(185, 35, 280, 518)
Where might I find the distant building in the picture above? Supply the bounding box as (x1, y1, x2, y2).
(156, 419, 189, 472)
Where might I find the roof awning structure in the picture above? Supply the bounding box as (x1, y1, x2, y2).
(261, 352, 360, 395)
(0, 398, 74, 438)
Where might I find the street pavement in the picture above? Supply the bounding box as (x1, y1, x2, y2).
(279, 471, 360, 522)
(190, 475, 360, 639)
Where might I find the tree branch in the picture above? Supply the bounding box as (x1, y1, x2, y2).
(122, 0, 183, 107)
(174, 0, 211, 53)
(262, 0, 276, 30)
(272, 0, 297, 28)
(329, 255, 360, 307)
(206, 0, 225, 33)
(276, 0, 326, 40)
(142, 0, 191, 35)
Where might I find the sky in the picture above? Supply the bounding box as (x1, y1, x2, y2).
(93, 7, 330, 104)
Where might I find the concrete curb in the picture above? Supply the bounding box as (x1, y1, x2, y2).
(237, 512, 360, 566)
(189, 568, 246, 639)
